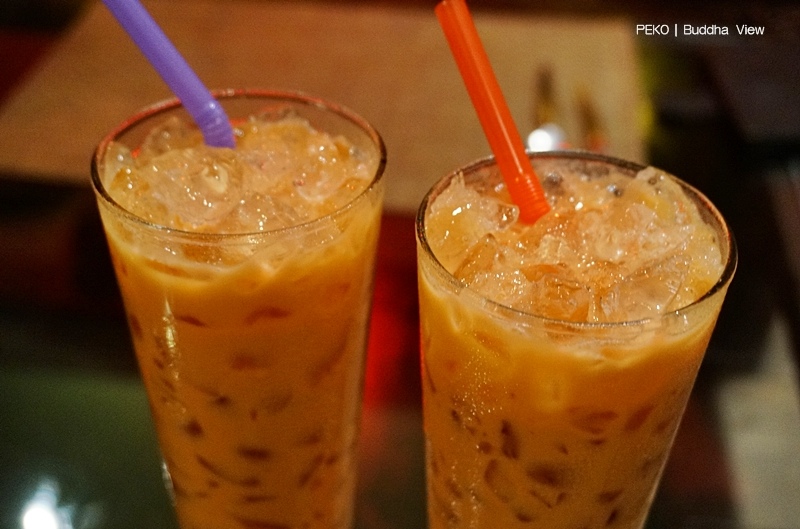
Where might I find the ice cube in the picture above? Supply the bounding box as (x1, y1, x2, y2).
(102, 141, 134, 188)
(454, 233, 504, 284)
(600, 254, 689, 321)
(238, 118, 371, 218)
(293, 135, 359, 202)
(238, 147, 297, 195)
(427, 176, 519, 273)
(523, 264, 593, 321)
(631, 167, 689, 223)
(455, 234, 538, 311)
(228, 192, 309, 233)
(144, 147, 244, 230)
(103, 142, 172, 223)
(579, 203, 659, 265)
(138, 116, 203, 159)
(526, 230, 578, 267)
(323, 176, 372, 212)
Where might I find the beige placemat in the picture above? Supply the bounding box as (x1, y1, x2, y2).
(0, 0, 645, 213)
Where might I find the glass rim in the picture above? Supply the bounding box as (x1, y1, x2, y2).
(416, 149, 738, 330)
(90, 88, 387, 241)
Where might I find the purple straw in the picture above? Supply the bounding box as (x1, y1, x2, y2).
(102, 0, 235, 148)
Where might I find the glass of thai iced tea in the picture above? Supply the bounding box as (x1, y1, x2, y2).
(91, 89, 385, 529)
(416, 151, 736, 529)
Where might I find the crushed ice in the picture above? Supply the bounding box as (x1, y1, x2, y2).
(430, 165, 724, 322)
(103, 114, 374, 233)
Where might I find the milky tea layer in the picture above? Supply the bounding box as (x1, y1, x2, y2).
(418, 158, 729, 529)
(97, 112, 383, 529)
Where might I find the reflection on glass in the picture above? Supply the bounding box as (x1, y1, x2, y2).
(21, 479, 70, 529)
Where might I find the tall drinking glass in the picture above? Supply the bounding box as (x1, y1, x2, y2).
(416, 151, 736, 529)
(91, 90, 385, 529)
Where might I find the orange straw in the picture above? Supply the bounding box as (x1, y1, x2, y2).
(435, 0, 550, 223)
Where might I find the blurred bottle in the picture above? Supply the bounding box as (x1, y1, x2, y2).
(527, 66, 568, 152)
(576, 87, 608, 153)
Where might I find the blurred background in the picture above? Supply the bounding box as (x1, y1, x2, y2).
(1, 1, 799, 529)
